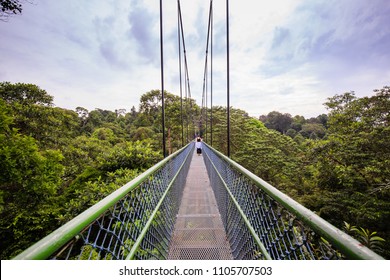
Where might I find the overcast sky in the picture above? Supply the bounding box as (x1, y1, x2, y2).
(1, 0, 389, 117)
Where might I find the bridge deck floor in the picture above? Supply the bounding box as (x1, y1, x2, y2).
(168, 149, 232, 259)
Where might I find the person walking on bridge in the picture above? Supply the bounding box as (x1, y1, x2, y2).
(195, 137, 202, 156)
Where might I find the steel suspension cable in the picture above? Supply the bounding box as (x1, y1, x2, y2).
(177, 0, 184, 147)
(202, 0, 213, 142)
(177, 1, 194, 139)
(160, 0, 166, 157)
(210, 1, 213, 146)
(177, 3, 191, 101)
(226, 0, 231, 157)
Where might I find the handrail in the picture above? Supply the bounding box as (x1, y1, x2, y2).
(203, 143, 384, 260)
(14, 143, 193, 260)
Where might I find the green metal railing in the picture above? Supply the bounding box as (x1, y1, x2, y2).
(14, 143, 194, 260)
(202, 143, 384, 260)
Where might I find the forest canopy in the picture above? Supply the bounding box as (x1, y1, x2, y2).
(0, 82, 389, 259)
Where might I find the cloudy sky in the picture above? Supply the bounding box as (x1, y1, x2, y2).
(1, 0, 389, 117)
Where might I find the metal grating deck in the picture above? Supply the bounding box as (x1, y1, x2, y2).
(168, 149, 233, 260)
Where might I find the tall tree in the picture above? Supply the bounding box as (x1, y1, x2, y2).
(0, 82, 80, 149)
(0, 82, 53, 106)
(260, 111, 293, 134)
(211, 106, 304, 195)
(138, 90, 198, 153)
(0, 99, 64, 258)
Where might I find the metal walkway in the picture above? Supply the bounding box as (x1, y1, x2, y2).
(168, 149, 233, 259)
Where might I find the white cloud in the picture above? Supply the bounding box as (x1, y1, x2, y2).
(0, 0, 389, 117)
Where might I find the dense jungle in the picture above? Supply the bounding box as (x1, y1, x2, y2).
(0, 82, 389, 259)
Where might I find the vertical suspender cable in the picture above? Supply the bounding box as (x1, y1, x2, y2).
(206, 0, 213, 143)
(202, 0, 213, 143)
(179, 3, 195, 140)
(204, 68, 208, 142)
(185, 67, 189, 142)
(177, 0, 184, 147)
(160, 0, 166, 157)
(226, 0, 231, 157)
(210, 0, 213, 146)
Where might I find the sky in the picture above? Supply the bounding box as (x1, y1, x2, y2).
(0, 0, 389, 118)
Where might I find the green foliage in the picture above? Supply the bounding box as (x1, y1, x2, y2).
(61, 168, 141, 223)
(259, 111, 293, 134)
(78, 245, 101, 260)
(260, 110, 328, 139)
(343, 222, 386, 254)
(99, 140, 162, 172)
(131, 126, 155, 141)
(0, 82, 80, 149)
(0, 82, 53, 105)
(210, 107, 305, 196)
(208, 88, 389, 258)
(304, 87, 390, 258)
(0, 83, 169, 259)
(313, 87, 390, 196)
(91, 127, 118, 143)
(138, 89, 199, 152)
(0, 99, 65, 258)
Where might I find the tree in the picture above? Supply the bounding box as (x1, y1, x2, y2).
(99, 140, 161, 172)
(138, 90, 198, 153)
(306, 87, 390, 257)
(286, 128, 297, 138)
(291, 115, 306, 131)
(0, 82, 53, 106)
(0, 82, 80, 149)
(0, 0, 22, 21)
(260, 111, 293, 134)
(322, 87, 390, 188)
(0, 99, 64, 258)
(301, 123, 326, 139)
(211, 106, 304, 196)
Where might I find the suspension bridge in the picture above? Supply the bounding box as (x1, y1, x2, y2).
(13, 1, 384, 260)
